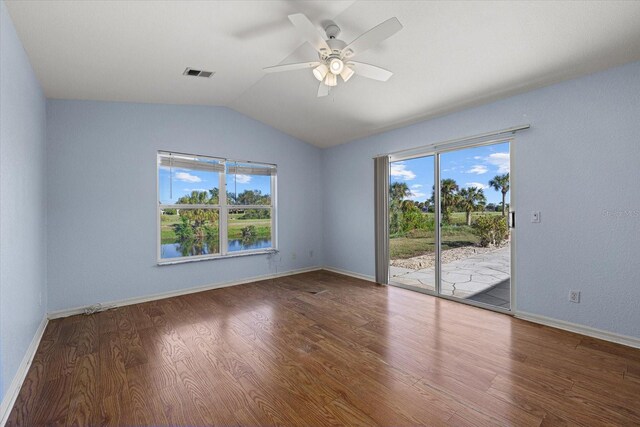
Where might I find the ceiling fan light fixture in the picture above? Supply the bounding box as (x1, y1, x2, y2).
(312, 63, 328, 81)
(340, 66, 355, 82)
(266, 13, 402, 96)
(324, 73, 337, 87)
(329, 58, 344, 75)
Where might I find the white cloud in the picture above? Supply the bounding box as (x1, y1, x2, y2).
(465, 182, 488, 190)
(175, 172, 202, 183)
(234, 174, 252, 184)
(487, 152, 510, 173)
(410, 190, 428, 200)
(183, 188, 208, 193)
(407, 184, 427, 200)
(390, 162, 416, 180)
(467, 165, 488, 175)
(409, 184, 427, 199)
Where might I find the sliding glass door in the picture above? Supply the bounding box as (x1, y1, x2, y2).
(388, 155, 436, 292)
(439, 142, 511, 309)
(388, 140, 512, 312)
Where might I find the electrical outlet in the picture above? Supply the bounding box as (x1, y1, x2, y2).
(569, 290, 580, 303)
(309, 250, 314, 258)
(531, 211, 541, 223)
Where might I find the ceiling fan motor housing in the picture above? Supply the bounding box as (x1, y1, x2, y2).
(320, 38, 347, 61)
(324, 22, 341, 39)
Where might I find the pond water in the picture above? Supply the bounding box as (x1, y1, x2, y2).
(161, 238, 272, 259)
(228, 237, 272, 252)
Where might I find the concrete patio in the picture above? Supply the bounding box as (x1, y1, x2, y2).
(468, 278, 510, 309)
(390, 245, 510, 306)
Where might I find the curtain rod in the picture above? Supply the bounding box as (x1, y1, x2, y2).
(374, 124, 530, 159)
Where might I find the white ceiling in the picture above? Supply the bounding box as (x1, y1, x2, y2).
(6, 1, 640, 148)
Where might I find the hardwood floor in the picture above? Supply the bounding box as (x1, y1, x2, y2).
(7, 270, 640, 426)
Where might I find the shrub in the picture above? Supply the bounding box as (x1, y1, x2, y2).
(203, 225, 218, 240)
(240, 209, 270, 220)
(174, 216, 194, 241)
(472, 215, 508, 247)
(241, 225, 257, 239)
(399, 203, 433, 232)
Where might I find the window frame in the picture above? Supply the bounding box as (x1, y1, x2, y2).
(157, 151, 277, 265)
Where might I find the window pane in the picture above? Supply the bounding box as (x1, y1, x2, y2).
(227, 208, 272, 252)
(388, 156, 436, 293)
(160, 208, 219, 259)
(226, 162, 273, 205)
(158, 153, 222, 205)
(440, 142, 511, 309)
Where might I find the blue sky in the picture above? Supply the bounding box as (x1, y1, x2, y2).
(159, 166, 271, 204)
(390, 141, 510, 205)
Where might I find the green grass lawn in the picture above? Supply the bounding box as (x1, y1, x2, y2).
(160, 212, 271, 243)
(390, 211, 506, 260)
(429, 211, 503, 225)
(390, 227, 479, 259)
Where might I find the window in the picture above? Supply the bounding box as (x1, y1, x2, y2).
(158, 151, 276, 263)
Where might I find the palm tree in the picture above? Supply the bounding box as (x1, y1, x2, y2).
(176, 190, 210, 205)
(489, 173, 510, 216)
(389, 182, 411, 234)
(389, 182, 411, 202)
(175, 191, 218, 234)
(439, 178, 459, 224)
(459, 187, 487, 226)
(208, 188, 219, 204)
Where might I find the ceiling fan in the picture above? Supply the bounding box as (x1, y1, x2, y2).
(263, 14, 403, 97)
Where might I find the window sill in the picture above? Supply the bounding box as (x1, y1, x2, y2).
(157, 248, 278, 266)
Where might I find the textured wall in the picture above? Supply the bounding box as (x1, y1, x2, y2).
(46, 100, 323, 312)
(322, 60, 640, 339)
(0, 0, 48, 399)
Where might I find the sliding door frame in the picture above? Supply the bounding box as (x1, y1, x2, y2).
(388, 136, 516, 315)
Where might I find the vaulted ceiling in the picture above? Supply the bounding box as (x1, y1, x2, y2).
(6, 1, 640, 147)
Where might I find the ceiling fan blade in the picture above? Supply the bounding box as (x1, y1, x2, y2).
(263, 61, 320, 73)
(349, 61, 393, 81)
(317, 82, 330, 97)
(342, 17, 402, 58)
(288, 13, 331, 54)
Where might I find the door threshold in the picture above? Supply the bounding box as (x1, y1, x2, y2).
(388, 281, 513, 315)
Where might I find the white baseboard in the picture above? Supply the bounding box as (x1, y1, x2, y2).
(322, 266, 376, 283)
(47, 266, 322, 319)
(0, 315, 48, 427)
(321, 268, 640, 350)
(5, 272, 637, 427)
(515, 311, 640, 350)
(320, 268, 640, 351)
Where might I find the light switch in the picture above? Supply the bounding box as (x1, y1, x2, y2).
(531, 211, 541, 223)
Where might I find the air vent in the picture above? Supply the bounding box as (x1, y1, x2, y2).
(183, 68, 215, 78)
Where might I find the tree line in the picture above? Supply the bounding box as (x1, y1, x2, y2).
(166, 188, 271, 242)
(390, 173, 509, 234)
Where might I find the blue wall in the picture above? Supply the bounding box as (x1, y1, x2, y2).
(322, 60, 640, 339)
(46, 100, 324, 312)
(0, 0, 47, 400)
(3, 3, 640, 408)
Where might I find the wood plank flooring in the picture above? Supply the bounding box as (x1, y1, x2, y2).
(7, 270, 640, 426)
